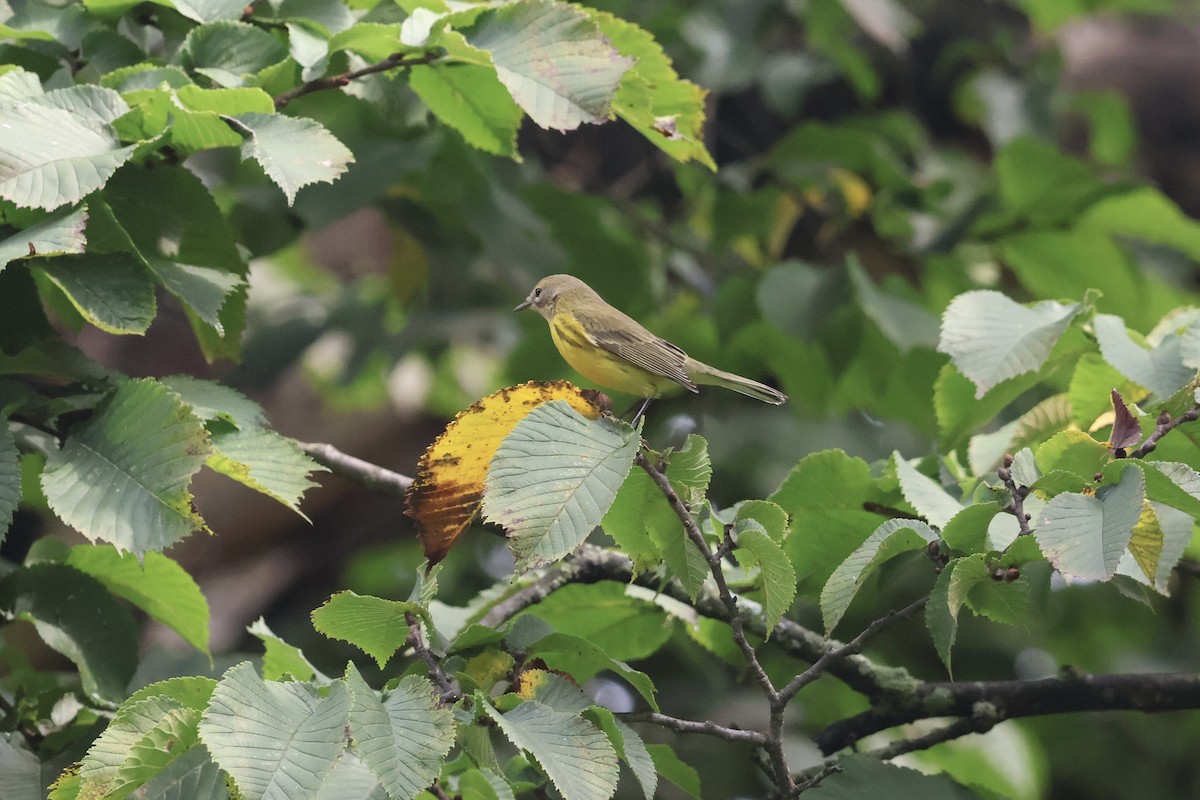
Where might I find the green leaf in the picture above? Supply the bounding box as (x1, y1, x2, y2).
(41, 379, 211, 555)
(33, 252, 157, 334)
(645, 745, 699, 799)
(994, 136, 1105, 224)
(409, 63, 523, 158)
(735, 521, 796, 636)
(248, 618, 320, 682)
(1093, 313, 1194, 401)
(465, 0, 633, 131)
(733, 499, 788, 542)
(771, 449, 885, 593)
(1069, 352, 1139, 429)
(311, 591, 421, 668)
(65, 545, 210, 654)
(159, 375, 268, 428)
(0, 103, 137, 211)
(482, 401, 639, 571)
(849, 257, 940, 353)
(345, 667, 456, 800)
(1141, 460, 1200, 517)
(601, 468, 666, 573)
(174, 0, 256, 24)
(663, 435, 712, 504)
(587, 9, 715, 169)
(526, 631, 657, 710)
(199, 662, 350, 800)
(821, 518, 937, 633)
(1078, 187, 1200, 262)
(182, 21, 289, 87)
(824, 753, 986, 798)
(0, 205, 88, 268)
(585, 709, 656, 800)
(0, 563, 138, 703)
(942, 502, 1005, 555)
(524, 583, 672, 666)
(481, 699, 618, 800)
(0, 426, 17, 546)
(938, 291, 1082, 398)
(1035, 464, 1144, 580)
(79, 693, 204, 798)
(102, 167, 246, 354)
(894, 454, 963, 528)
(0, 736, 51, 800)
(226, 112, 355, 204)
(123, 744, 229, 800)
(998, 230, 1146, 327)
(207, 423, 321, 516)
(1034, 429, 1109, 480)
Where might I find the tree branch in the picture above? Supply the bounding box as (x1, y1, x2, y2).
(274, 50, 442, 108)
(1129, 403, 1200, 459)
(298, 441, 413, 495)
(621, 711, 768, 745)
(405, 611, 459, 704)
(864, 712, 999, 760)
(815, 671, 1200, 755)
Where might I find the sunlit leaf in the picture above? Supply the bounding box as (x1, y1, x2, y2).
(225, 112, 355, 204)
(1036, 464, 1144, 580)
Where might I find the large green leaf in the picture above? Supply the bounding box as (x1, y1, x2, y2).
(65, 545, 210, 654)
(466, 0, 632, 131)
(925, 554, 991, 673)
(587, 711, 656, 800)
(524, 582, 672, 666)
(646, 745, 699, 799)
(311, 591, 422, 668)
(345, 667, 456, 800)
(102, 167, 246, 356)
(822, 753, 984, 799)
(525, 631, 657, 710)
(181, 21, 289, 87)
(0, 205, 88, 268)
(482, 699, 618, 800)
(482, 401, 639, 571)
(0, 563, 138, 703)
(0, 426, 17, 546)
(41, 379, 211, 555)
(159, 375, 268, 428)
(1035, 464, 1144, 580)
(771, 449, 885, 593)
(994, 136, 1105, 225)
(0, 736, 43, 800)
(0, 103, 137, 211)
(1093, 313, 1194, 401)
(820, 518, 937, 633)
(409, 63, 523, 158)
(199, 663, 350, 800)
(938, 291, 1082, 398)
(587, 9, 715, 169)
(33, 252, 157, 334)
(226, 113, 355, 205)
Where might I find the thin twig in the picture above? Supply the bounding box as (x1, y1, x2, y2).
(793, 762, 842, 795)
(298, 441, 413, 495)
(405, 612, 459, 704)
(274, 50, 442, 108)
(865, 711, 998, 760)
(997, 454, 1032, 536)
(621, 711, 768, 745)
(635, 451, 794, 794)
(779, 597, 927, 703)
(1129, 404, 1200, 459)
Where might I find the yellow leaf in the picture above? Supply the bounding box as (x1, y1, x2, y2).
(1128, 498, 1164, 589)
(405, 381, 608, 565)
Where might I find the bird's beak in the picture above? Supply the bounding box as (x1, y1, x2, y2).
(513, 297, 532, 312)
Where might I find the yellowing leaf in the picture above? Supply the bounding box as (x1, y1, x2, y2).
(405, 381, 607, 564)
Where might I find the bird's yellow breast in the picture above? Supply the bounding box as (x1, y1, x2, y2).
(548, 311, 673, 398)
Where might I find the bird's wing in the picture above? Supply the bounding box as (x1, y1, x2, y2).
(574, 306, 698, 392)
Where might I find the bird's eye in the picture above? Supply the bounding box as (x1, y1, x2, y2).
(534, 287, 543, 299)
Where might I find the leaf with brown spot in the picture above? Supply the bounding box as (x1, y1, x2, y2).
(406, 381, 608, 565)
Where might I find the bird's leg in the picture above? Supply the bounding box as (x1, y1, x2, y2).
(624, 396, 654, 424)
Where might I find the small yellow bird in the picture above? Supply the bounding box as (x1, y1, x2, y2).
(515, 274, 786, 415)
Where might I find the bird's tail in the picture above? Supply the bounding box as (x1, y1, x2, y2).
(687, 360, 787, 405)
